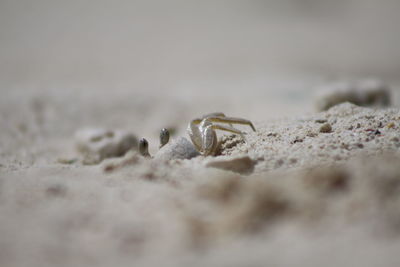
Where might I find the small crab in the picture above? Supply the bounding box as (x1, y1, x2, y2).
(187, 112, 256, 156)
(139, 113, 255, 159)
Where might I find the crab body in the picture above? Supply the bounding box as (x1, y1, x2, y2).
(154, 136, 200, 161)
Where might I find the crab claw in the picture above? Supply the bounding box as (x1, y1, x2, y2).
(200, 125, 218, 156)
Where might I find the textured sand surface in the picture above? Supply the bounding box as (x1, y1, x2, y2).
(2, 98, 400, 267)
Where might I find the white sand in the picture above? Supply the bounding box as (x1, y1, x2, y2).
(2, 93, 400, 267)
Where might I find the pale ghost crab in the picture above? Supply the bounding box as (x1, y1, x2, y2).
(139, 113, 256, 159)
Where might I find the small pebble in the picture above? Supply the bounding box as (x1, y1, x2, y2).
(292, 138, 303, 143)
(387, 122, 395, 129)
(319, 123, 332, 133)
(306, 131, 317, 137)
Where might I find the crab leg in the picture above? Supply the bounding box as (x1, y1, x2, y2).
(192, 112, 229, 125)
(201, 112, 227, 119)
(202, 112, 235, 127)
(210, 124, 245, 138)
(201, 124, 245, 155)
(204, 116, 256, 131)
(187, 121, 203, 151)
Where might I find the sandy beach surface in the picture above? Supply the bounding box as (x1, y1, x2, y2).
(2, 85, 400, 267)
(1, 1, 400, 266)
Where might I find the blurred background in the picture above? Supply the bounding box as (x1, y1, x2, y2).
(1, 0, 400, 156)
(1, 0, 400, 86)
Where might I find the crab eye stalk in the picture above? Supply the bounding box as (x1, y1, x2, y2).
(139, 138, 151, 157)
(159, 128, 170, 148)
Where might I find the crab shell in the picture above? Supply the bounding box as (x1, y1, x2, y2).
(153, 137, 200, 161)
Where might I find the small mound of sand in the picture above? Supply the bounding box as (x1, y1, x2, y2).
(225, 103, 400, 173)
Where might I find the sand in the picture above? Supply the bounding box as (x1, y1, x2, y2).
(2, 87, 400, 267)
